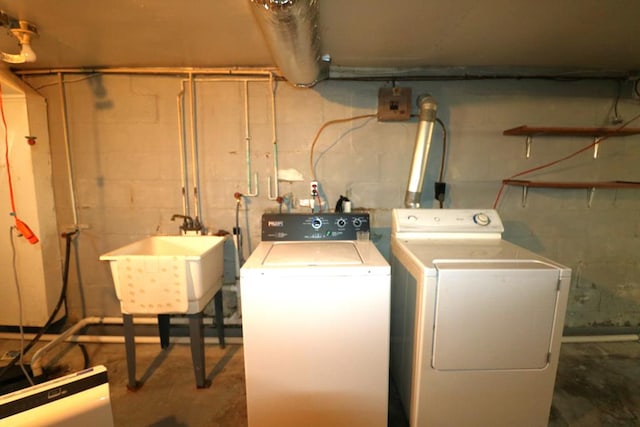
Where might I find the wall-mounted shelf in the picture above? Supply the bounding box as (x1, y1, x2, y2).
(503, 179, 640, 207)
(503, 125, 640, 158)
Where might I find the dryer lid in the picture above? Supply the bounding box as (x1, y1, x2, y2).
(432, 260, 560, 371)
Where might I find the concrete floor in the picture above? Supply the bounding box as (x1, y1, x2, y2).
(550, 341, 640, 427)
(2, 336, 640, 426)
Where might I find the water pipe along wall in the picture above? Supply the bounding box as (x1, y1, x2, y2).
(13, 71, 640, 329)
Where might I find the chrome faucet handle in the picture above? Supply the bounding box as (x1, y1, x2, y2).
(170, 214, 195, 231)
(192, 216, 203, 231)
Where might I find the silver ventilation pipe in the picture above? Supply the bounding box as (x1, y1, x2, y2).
(404, 95, 438, 208)
(249, 0, 327, 87)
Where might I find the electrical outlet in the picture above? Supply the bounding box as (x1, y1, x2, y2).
(377, 87, 412, 121)
(310, 181, 319, 197)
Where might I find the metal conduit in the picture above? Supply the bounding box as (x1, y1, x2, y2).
(16, 67, 280, 77)
(176, 76, 272, 200)
(57, 72, 79, 227)
(176, 87, 190, 217)
(243, 80, 259, 196)
(187, 73, 202, 224)
(267, 73, 280, 200)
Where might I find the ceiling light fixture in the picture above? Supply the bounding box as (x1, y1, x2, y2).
(0, 11, 38, 64)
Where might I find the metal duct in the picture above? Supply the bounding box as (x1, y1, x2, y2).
(250, 0, 326, 87)
(404, 95, 438, 208)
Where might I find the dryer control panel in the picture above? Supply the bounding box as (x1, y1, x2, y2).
(262, 213, 370, 241)
(392, 209, 504, 237)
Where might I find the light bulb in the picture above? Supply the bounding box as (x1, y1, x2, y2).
(20, 42, 36, 62)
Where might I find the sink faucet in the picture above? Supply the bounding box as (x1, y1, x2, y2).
(171, 214, 202, 234)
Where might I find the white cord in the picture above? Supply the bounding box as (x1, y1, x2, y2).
(9, 226, 35, 386)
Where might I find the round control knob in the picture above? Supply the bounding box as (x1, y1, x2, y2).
(311, 217, 323, 230)
(473, 213, 491, 226)
(336, 218, 347, 228)
(352, 218, 362, 228)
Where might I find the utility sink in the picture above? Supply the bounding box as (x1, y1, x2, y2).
(100, 235, 226, 314)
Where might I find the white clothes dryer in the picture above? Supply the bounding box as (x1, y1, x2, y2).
(241, 213, 390, 427)
(390, 209, 571, 427)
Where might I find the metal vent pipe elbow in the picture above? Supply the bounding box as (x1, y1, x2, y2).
(249, 0, 326, 87)
(404, 95, 438, 208)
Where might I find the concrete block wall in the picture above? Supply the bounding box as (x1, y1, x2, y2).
(24, 73, 640, 328)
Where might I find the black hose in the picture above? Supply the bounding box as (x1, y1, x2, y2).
(0, 229, 78, 382)
(435, 118, 447, 184)
(78, 344, 90, 370)
(234, 198, 244, 266)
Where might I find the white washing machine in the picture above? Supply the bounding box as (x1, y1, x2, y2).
(390, 209, 571, 427)
(241, 213, 390, 427)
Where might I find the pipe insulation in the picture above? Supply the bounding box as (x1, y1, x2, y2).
(249, 0, 326, 87)
(405, 95, 438, 208)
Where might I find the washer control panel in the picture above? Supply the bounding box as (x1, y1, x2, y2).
(262, 213, 370, 241)
(392, 209, 504, 236)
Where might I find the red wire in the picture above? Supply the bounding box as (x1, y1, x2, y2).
(0, 82, 17, 214)
(493, 111, 640, 209)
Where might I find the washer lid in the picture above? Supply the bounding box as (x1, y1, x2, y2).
(262, 241, 364, 266)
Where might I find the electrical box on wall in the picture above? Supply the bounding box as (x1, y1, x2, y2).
(377, 87, 412, 121)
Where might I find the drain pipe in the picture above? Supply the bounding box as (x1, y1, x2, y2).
(24, 316, 240, 377)
(243, 80, 258, 196)
(405, 95, 438, 208)
(58, 72, 79, 227)
(179, 74, 274, 222)
(267, 73, 280, 200)
(178, 72, 278, 200)
(187, 73, 203, 228)
(561, 334, 640, 344)
(176, 86, 190, 217)
(8, 314, 638, 378)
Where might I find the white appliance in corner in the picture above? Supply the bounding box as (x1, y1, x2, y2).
(0, 72, 62, 327)
(390, 209, 571, 427)
(0, 366, 114, 427)
(241, 213, 390, 427)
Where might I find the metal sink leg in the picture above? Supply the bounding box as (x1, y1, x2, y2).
(158, 314, 170, 349)
(214, 289, 225, 349)
(122, 313, 140, 390)
(188, 312, 211, 388)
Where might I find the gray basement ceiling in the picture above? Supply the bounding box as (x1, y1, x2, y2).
(0, 0, 638, 77)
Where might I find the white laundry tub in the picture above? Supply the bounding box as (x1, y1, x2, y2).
(100, 235, 226, 314)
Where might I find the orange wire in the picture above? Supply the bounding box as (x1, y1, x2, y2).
(493, 111, 640, 209)
(0, 82, 17, 214)
(309, 114, 377, 181)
